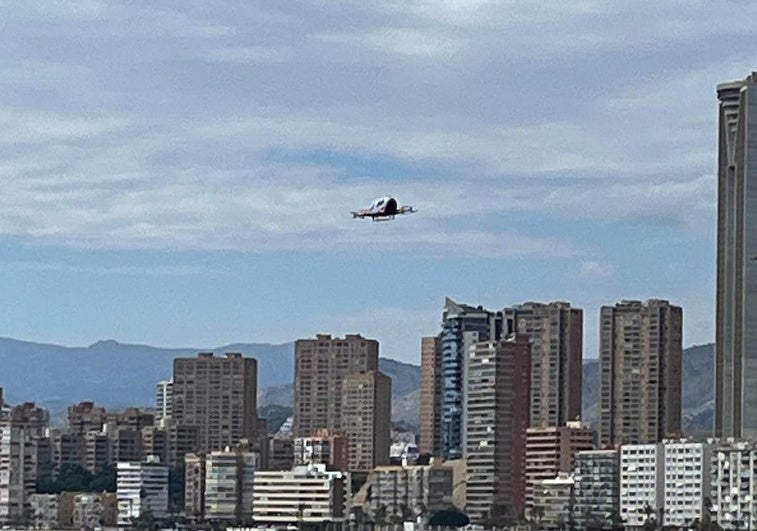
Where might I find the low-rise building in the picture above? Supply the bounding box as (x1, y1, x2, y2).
(711, 439, 757, 531)
(573, 449, 619, 530)
(253, 464, 346, 526)
(29, 494, 59, 530)
(266, 437, 294, 471)
(662, 441, 711, 528)
(531, 474, 575, 530)
(116, 457, 169, 526)
(73, 493, 117, 530)
(525, 421, 593, 509)
(294, 430, 347, 470)
(619, 444, 663, 528)
(204, 449, 258, 522)
(363, 463, 453, 520)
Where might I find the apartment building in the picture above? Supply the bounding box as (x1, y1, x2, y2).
(363, 463, 453, 518)
(503, 302, 583, 428)
(531, 474, 575, 531)
(172, 352, 259, 453)
(67, 402, 108, 437)
(440, 299, 503, 461)
(84, 431, 111, 475)
(600, 300, 683, 446)
(524, 421, 593, 508)
(619, 444, 663, 528)
(711, 440, 757, 530)
(204, 450, 258, 521)
(419, 335, 442, 456)
(116, 458, 169, 526)
(252, 464, 346, 526)
(184, 453, 206, 521)
(73, 493, 117, 530)
(155, 380, 173, 426)
(294, 430, 347, 470)
(662, 441, 711, 528)
(465, 336, 531, 523)
(29, 494, 58, 529)
(573, 449, 619, 530)
(0, 421, 38, 523)
(341, 371, 391, 471)
(294, 334, 379, 438)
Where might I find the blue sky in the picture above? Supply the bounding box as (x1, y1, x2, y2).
(0, 0, 753, 363)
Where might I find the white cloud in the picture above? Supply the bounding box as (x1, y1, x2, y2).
(205, 46, 293, 64)
(580, 261, 615, 279)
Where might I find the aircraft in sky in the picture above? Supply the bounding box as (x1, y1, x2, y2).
(351, 197, 416, 221)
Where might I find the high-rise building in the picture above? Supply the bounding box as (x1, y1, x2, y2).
(524, 421, 593, 509)
(116, 458, 169, 526)
(619, 444, 663, 528)
(0, 421, 38, 524)
(67, 402, 107, 437)
(440, 298, 503, 460)
(293, 334, 379, 438)
(716, 72, 757, 439)
(662, 441, 711, 528)
(341, 371, 391, 471)
(419, 335, 442, 457)
(172, 352, 259, 452)
(599, 299, 683, 446)
(503, 302, 583, 428)
(465, 336, 531, 523)
(155, 380, 173, 426)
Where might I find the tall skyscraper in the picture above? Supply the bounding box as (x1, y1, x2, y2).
(599, 299, 682, 446)
(341, 371, 391, 471)
(465, 336, 531, 523)
(293, 334, 379, 437)
(440, 298, 502, 460)
(716, 72, 757, 439)
(155, 380, 173, 426)
(503, 302, 583, 428)
(172, 352, 258, 452)
(419, 335, 442, 456)
(294, 334, 391, 471)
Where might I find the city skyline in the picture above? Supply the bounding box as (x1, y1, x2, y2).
(2, 3, 755, 363)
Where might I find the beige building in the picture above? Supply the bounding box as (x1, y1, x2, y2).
(294, 334, 391, 472)
(73, 493, 117, 530)
(465, 336, 531, 523)
(172, 352, 259, 452)
(419, 336, 442, 457)
(29, 494, 58, 529)
(341, 371, 391, 471)
(294, 334, 379, 438)
(524, 421, 593, 509)
(599, 299, 682, 446)
(67, 402, 108, 437)
(503, 302, 583, 428)
(252, 464, 346, 526)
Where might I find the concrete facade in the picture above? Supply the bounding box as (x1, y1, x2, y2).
(599, 299, 683, 446)
(116, 458, 169, 526)
(716, 72, 757, 439)
(419, 335, 442, 457)
(341, 371, 391, 471)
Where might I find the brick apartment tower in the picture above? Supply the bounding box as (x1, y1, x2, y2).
(599, 300, 682, 446)
(341, 371, 391, 471)
(294, 334, 390, 471)
(172, 353, 259, 452)
(419, 336, 442, 456)
(503, 302, 583, 428)
(465, 336, 531, 523)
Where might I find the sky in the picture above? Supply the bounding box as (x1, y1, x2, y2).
(0, 0, 754, 363)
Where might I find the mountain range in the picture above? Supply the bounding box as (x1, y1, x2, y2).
(0, 337, 714, 434)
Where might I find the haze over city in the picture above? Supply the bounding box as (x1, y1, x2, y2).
(3, 1, 757, 362)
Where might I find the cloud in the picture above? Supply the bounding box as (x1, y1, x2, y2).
(580, 261, 615, 279)
(205, 46, 293, 64)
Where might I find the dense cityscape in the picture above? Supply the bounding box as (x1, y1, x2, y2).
(1, 70, 756, 531)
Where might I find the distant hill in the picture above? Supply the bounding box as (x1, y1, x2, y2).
(0, 337, 713, 435)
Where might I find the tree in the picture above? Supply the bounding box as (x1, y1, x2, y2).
(482, 503, 515, 530)
(642, 503, 657, 531)
(427, 508, 470, 529)
(89, 465, 116, 492)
